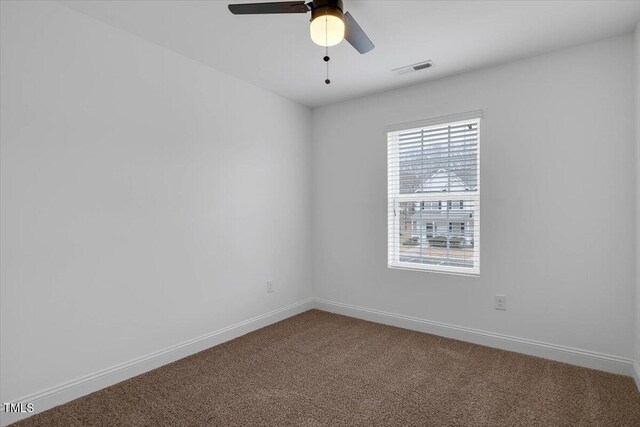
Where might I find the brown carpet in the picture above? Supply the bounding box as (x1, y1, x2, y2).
(12, 310, 640, 426)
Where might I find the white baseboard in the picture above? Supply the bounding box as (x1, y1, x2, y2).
(633, 361, 640, 391)
(0, 298, 314, 427)
(314, 299, 638, 381)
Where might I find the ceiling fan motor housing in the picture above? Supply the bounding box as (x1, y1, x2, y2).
(310, 0, 344, 21)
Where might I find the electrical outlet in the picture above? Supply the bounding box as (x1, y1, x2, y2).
(495, 295, 506, 310)
(267, 280, 274, 293)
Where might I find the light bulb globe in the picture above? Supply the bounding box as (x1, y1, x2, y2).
(310, 14, 345, 47)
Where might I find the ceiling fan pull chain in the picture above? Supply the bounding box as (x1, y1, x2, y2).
(324, 46, 330, 84)
(324, 10, 330, 84)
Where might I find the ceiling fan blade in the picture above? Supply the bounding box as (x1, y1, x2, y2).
(344, 12, 374, 54)
(228, 1, 309, 14)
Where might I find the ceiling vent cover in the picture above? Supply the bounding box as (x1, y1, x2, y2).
(392, 60, 433, 75)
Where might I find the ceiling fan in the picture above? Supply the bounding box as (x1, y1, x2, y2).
(228, 0, 374, 54)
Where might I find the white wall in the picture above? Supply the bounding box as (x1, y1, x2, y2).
(312, 35, 636, 359)
(635, 22, 640, 377)
(0, 0, 312, 404)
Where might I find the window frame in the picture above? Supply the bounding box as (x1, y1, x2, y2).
(387, 113, 481, 276)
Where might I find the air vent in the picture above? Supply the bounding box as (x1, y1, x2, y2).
(392, 60, 434, 75)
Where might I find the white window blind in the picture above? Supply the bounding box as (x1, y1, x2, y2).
(387, 114, 480, 275)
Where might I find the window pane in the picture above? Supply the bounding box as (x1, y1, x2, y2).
(397, 200, 477, 269)
(398, 123, 478, 195)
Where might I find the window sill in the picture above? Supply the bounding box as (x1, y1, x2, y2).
(388, 262, 480, 277)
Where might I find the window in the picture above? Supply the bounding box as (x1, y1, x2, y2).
(426, 223, 434, 238)
(387, 112, 481, 275)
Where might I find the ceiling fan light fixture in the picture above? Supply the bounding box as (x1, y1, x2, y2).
(228, 0, 374, 54)
(309, 2, 345, 47)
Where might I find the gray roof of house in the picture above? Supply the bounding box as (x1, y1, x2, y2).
(401, 168, 478, 194)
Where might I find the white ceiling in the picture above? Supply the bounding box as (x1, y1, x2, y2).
(58, 0, 640, 107)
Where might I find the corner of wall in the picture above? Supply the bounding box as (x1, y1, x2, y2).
(635, 21, 640, 385)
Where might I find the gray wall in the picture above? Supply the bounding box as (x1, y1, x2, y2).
(0, 0, 312, 403)
(635, 23, 640, 376)
(312, 35, 636, 359)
